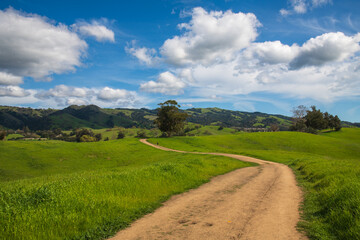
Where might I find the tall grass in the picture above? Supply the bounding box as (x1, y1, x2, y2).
(0, 139, 253, 239)
(149, 128, 360, 240)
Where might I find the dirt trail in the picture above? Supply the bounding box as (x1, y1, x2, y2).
(109, 139, 307, 240)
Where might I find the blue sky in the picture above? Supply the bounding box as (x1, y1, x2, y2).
(0, 0, 359, 122)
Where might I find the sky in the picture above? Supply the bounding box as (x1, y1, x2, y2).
(0, 0, 359, 122)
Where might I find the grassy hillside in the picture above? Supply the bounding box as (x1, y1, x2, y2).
(149, 128, 360, 239)
(0, 139, 253, 239)
(0, 105, 299, 131)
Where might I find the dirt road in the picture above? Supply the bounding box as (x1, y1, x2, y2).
(109, 139, 307, 240)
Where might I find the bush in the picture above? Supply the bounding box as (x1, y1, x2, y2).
(0, 131, 6, 141)
(117, 131, 125, 139)
(73, 128, 101, 142)
(135, 130, 147, 138)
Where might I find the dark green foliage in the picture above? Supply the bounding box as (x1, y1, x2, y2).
(73, 128, 101, 142)
(155, 100, 189, 137)
(135, 129, 147, 138)
(117, 130, 125, 139)
(305, 106, 326, 130)
(291, 105, 342, 133)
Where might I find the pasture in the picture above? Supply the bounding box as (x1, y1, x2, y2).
(0, 139, 252, 239)
(149, 128, 360, 239)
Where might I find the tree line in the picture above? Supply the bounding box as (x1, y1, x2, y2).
(290, 105, 341, 133)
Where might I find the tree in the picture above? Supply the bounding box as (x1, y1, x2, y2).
(135, 129, 147, 138)
(155, 100, 189, 137)
(290, 105, 308, 131)
(270, 124, 279, 132)
(333, 115, 342, 131)
(73, 128, 101, 142)
(305, 106, 326, 130)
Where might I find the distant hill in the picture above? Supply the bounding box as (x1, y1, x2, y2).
(0, 105, 357, 131)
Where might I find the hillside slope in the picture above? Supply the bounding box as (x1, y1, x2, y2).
(0, 105, 357, 131)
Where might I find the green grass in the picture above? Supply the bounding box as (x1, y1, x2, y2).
(186, 125, 236, 136)
(0, 138, 253, 239)
(6, 134, 24, 140)
(149, 128, 360, 240)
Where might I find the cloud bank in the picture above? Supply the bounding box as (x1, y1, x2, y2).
(136, 7, 360, 104)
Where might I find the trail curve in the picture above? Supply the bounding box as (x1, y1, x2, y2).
(109, 139, 307, 240)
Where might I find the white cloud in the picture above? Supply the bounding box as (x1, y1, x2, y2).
(0, 86, 30, 97)
(281, 0, 332, 16)
(312, 0, 332, 7)
(34, 85, 143, 108)
(244, 41, 299, 65)
(75, 20, 115, 42)
(292, 0, 307, 14)
(160, 7, 260, 66)
(36, 85, 91, 99)
(97, 87, 136, 101)
(290, 32, 360, 69)
(0, 72, 23, 85)
(125, 42, 158, 65)
(131, 6, 360, 105)
(0, 8, 87, 81)
(66, 98, 88, 106)
(140, 71, 186, 95)
(181, 103, 193, 108)
(280, 9, 291, 16)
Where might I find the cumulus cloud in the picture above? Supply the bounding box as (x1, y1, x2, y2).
(185, 55, 360, 103)
(97, 87, 136, 101)
(34, 85, 142, 108)
(160, 7, 260, 66)
(244, 41, 299, 65)
(0, 86, 30, 97)
(36, 85, 91, 99)
(0, 72, 23, 86)
(289, 32, 360, 69)
(140, 71, 186, 95)
(131, 6, 360, 104)
(0, 8, 87, 81)
(125, 41, 158, 65)
(75, 20, 115, 42)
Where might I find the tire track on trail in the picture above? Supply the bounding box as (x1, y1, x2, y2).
(109, 139, 307, 240)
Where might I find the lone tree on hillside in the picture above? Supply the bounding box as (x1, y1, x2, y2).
(155, 100, 189, 137)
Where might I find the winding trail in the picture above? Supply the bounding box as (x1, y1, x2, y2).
(109, 139, 307, 240)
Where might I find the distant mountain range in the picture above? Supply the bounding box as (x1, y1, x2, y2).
(0, 105, 358, 131)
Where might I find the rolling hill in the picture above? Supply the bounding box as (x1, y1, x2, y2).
(0, 105, 357, 131)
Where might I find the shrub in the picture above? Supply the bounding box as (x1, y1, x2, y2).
(0, 131, 6, 141)
(117, 131, 125, 139)
(135, 130, 147, 138)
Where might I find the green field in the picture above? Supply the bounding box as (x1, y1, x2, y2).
(0, 139, 253, 239)
(149, 128, 360, 239)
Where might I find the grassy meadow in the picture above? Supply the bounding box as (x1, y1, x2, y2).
(0, 138, 253, 239)
(149, 128, 360, 240)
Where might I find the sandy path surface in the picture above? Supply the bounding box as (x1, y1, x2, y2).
(109, 139, 307, 240)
